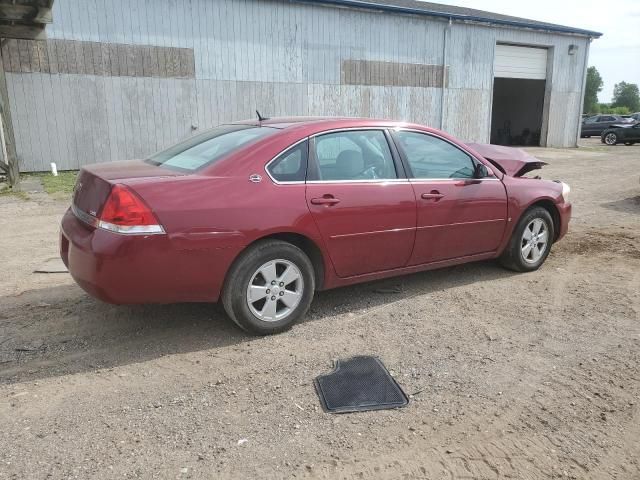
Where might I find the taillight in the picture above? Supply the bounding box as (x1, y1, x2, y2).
(97, 184, 164, 235)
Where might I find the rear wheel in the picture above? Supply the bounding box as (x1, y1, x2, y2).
(624, 141, 635, 146)
(222, 240, 315, 335)
(604, 132, 618, 145)
(500, 207, 554, 272)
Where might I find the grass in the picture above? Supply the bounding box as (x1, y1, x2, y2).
(0, 189, 28, 199)
(0, 171, 78, 201)
(27, 171, 78, 195)
(0, 185, 29, 200)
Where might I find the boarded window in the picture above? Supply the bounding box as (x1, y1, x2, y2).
(341, 60, 448, 88)
(1, 39, 195, 78)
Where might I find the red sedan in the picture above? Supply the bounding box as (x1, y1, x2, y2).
(60, 117, 571, 334)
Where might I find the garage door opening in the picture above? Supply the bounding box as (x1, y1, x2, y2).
(491, 44, 548, 147)
(491, 78, 546, 146)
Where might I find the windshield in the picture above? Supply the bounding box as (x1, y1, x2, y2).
(147, 125, 277, 172)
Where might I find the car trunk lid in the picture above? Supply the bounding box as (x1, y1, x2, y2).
(73, 160, 183, 217)
(466, 143, 547, 177)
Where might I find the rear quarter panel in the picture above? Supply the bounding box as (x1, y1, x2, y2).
(124, 173, 325, 302)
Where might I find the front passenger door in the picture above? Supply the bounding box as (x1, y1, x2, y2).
(392, 130, 508, 266)
(629, 124, 640, 141)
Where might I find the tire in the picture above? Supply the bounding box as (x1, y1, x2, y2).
(603, 132, 618, 145)
(624, 141, 635, 146)
(499, 207, 554, 273)
(221, 240, 315, 335)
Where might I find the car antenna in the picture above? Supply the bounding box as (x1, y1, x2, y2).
(256, 110, 269, 123)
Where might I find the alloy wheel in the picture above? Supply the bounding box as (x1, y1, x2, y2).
(604, 133, 617, 145)
(521, 218, 549, 264)
(246, 259, 304, 322)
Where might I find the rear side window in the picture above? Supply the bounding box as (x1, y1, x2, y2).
(267, 140, 308, 182)
(310, 130, 397, 181)
(395, 131, 475, 179)
(147, 125, 277, 172)
(599, 116, 615, 122)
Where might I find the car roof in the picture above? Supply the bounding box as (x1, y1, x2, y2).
(231, 116, 425, 130)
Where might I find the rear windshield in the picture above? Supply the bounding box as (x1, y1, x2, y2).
(147, 125, 277, 172)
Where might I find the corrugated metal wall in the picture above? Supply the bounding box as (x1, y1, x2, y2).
(4, 0, 590, 171)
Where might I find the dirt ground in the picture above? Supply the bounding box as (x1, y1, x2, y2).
(1, 138, 639, 479)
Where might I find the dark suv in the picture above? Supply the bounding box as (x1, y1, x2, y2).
(581, 115, 631, 137)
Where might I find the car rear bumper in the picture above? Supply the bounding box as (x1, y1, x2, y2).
(60, 208, 239, 304)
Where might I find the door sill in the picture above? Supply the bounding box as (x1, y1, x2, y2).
(325, 251, 498, 290)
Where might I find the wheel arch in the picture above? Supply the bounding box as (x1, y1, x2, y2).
(523, 199, 561, 241)
(603, 130, 619, 145)
(228, 232, 327, 291)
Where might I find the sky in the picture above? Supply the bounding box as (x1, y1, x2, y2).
(436, 0, 640, 104)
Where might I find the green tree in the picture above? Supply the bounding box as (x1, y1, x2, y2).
(596, 103, 630, 114)
(611, 81, 640, 112)
(583, 66, 603, 114)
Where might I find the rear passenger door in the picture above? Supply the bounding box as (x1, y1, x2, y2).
(582, 116, 598, 135)
(305, 129, 416, 278)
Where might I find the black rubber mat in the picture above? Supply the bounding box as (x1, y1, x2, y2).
(314, 356, 409, 413)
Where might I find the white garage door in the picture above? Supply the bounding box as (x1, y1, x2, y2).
(494, 44, 548, 80)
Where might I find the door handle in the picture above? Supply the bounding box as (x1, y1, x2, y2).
(311, 196, 341, 206)
(421, 191, 444, 200)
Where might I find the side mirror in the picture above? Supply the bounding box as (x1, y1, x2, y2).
(474, 163, 490, 179)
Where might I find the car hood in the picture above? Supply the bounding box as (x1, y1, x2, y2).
(610, 123, 633, 129)
(466, 143, 547, 177)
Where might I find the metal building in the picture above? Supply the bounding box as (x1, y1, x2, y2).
(1, 0, 601, 172)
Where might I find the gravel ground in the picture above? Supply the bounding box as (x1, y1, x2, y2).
(0, 138, 639, 479)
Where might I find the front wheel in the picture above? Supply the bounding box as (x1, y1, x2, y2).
(222, 240, 315, 335)
(604, 132, 618, 145)
(500, 207, 554, 272)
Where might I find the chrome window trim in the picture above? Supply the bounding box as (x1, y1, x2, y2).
(408, 177, 500, 183)
(263, 126, 502, 185)
(306, 179, 410, 185)
(308, 127, 401, 183)
(263, 137, 310, 185)
(308, 126, 400, 137)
